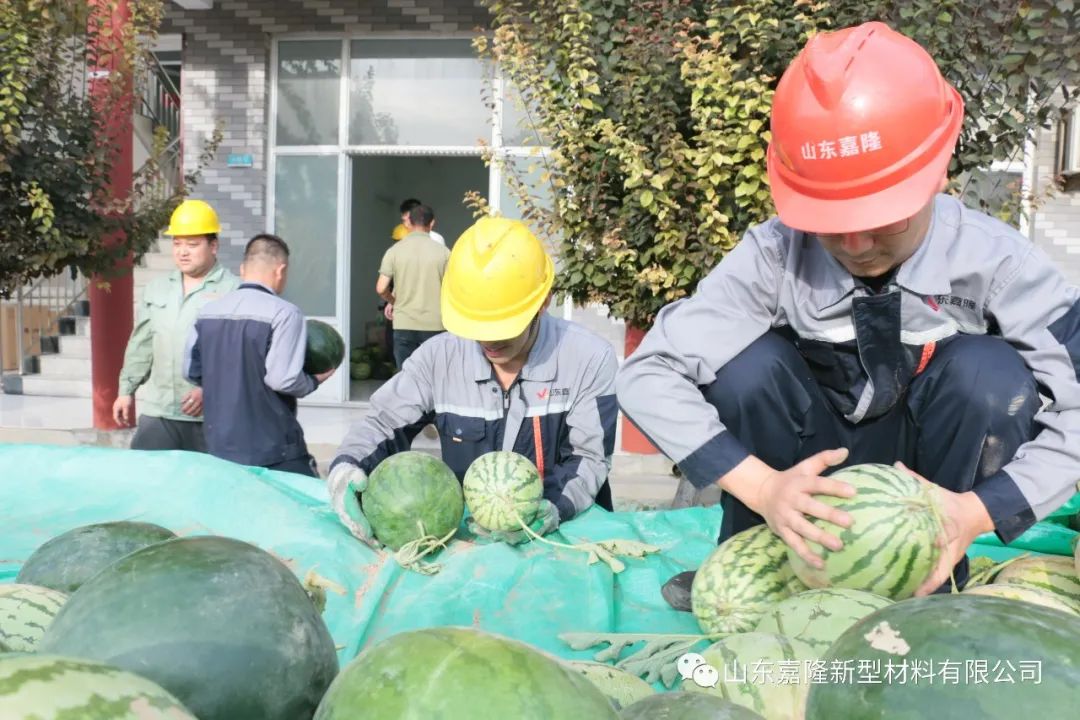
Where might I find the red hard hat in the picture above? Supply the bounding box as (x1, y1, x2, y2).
(766, 22, 964, 234)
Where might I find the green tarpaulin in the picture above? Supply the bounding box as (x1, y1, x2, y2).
(1, 444, 1076, 668)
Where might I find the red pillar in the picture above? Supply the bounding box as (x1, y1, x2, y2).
(88, 0, 134, 430)
(620, 324, 659, 454)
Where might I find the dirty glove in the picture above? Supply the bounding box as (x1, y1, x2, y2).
(327, 462, 381, 549)
(468, 499, 561, 545)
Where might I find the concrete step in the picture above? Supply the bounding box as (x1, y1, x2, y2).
(67, 316, 90, 337)
(20, 374, 92, 398)
(38, 354, 92, 377)
(59, 335, 90, 359)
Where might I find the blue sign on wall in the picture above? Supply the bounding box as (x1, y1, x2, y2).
(227, 153, 254, 168)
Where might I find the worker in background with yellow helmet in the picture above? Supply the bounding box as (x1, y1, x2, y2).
(618, 22, 1080, 609)
(327, 216, 619, 548)
(113, 198, 240, 451)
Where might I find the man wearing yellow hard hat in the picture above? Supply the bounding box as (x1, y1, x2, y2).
(113, 199, 240, 450)
(326, 216, 619, 548)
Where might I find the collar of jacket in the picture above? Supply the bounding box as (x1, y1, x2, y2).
(471, 312, 558, 383)
(807, 193, 955, 310)
(168, 261, 227, 286)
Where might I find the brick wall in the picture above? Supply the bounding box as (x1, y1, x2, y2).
(1029, 122, 1080, 285)
(161, 0, 490, 271)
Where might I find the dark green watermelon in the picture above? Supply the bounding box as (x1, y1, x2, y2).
(620, 692, 765, 719)
(805, 594, 1080, 719)
(363, 451, 464, 550)
(314, 627, 619, 719)
(38, 536, 339, 720)
(303, 320, 346, 375)
(16, 521, 176, 593)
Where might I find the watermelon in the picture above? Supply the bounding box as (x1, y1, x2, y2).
(992, 555, 1080, 611)
(16, 521, 176, 593)
(691, 524, 808, 635)
(303, 319, 346, 374)
(619, 692, 765, 719)
(0, 584, 68, 652)
(38, 536, 338, 720)
(0, 654, 197, 719)
(314, 626, 620, 719)
(682, 632, 817, 720)
(568, 660, 655, 710)
(350, 362, 372, 380)
(753, 588, 893, 653)
(804, 594, 1080, 719)
(787, 463, 941, 599)
(963, 582, 1078, 614)
(464, 451, 545, 533)
(363, 451, 464, 550)
(350, 347, 364, 363)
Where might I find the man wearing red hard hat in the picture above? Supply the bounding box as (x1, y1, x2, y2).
(618, 22, 1080, 608)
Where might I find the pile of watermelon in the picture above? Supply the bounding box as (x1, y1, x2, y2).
(2, 520, 339, 719)
(349, 343, 396, 381)
(676, 463, 1080, 719)
(4, 460, 1080, 720)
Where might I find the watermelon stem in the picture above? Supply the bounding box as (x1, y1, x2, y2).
(392, 523, 458, 576)
(504, 505, 659, 573)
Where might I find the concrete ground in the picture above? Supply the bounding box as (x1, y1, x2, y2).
(0, 393, 682, 510)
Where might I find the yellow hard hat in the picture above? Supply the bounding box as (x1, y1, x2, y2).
(391, 223, 408, 241)
(165, 199, 221, 237)
(441, 217, 555, 342)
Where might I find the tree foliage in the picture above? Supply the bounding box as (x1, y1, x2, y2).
(0, 0, 214, 297)
(478, 0, 1078, 328)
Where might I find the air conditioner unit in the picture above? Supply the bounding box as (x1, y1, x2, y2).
(1058, 105, 1080, 177)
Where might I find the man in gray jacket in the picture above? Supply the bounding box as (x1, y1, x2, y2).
(617, 22, 1080, 607)
(327, 217, 618, 549)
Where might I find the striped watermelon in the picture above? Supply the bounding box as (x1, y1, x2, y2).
(619, 691, 766, 719)
(963, 583, 1078, 614)
(787, 463, 941, 599)
(568, 660, 655, 710)
(464, 451, 544, 532)
(753, 588, 893, 653)
(992, 555, 1080, 611)
(17, 521, 176, 593)
(805, 594, 1080, 719)
(0, 654, 197, 719)
(314, 626, 619, 719)
(691, 525, 808, 635)
(682, 632, 817, 720)
(0, 584, 68, 652)
(363, 451, 465, 550)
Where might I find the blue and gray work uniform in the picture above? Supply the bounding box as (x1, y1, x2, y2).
(617, 194, 1080, 582)
(331, 314, 619, 522)
(183, 282, 320, 475)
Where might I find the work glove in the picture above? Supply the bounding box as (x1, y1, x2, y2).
(468, 499, 561, 545)
(327, 462, 382, 550)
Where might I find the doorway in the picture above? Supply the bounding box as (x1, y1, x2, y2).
(347, 155, 488, 402)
